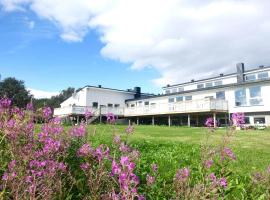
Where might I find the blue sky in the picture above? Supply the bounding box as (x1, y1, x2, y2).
(1, 0, 270, 98)
(0, 10, 161, 97)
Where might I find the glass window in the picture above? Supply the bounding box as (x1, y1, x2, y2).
(235, 88, 247, 106)
(214, 81, 222, 86)
(168, 98, 175, 103)
(197, 84, 204, 89)
(172, 88, 177, 93)
(92, 102, 98, 107)
(254, 117, 265, 124)
(150, 103, 156, 108)
(185, 96, 192, 101)
(144, 101, 149, 106)
(258, 72, 268, 80)
(249, 86, 263, 105)
(114, 104, 120, 108)
(216, 91, 225, 100)
(178, 87, 184, 92)
(176, 96, 183, 102)
(205, 82, 213, 88)
(244, 117, 250, 124)
(245, 74, 256, 81)
(165, 90, 170, 94)
(107, 103, 113, 107)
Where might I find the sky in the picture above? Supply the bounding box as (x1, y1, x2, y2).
(1, 0, 270, 98)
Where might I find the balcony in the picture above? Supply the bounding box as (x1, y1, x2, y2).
(124, 99, 228, 116)
(54, 105, 125, 117)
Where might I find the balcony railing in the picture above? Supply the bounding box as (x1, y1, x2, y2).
(54, 105, 125, 117)
(124, 99, 228, 116)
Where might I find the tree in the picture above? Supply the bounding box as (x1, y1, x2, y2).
(0, 77, 32, 108)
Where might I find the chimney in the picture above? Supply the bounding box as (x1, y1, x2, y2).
(259, 65, 264, 69)
(236, 63, 245, 83)
(191, 79, 195, 82)
(134, 87, 141, 98)
(98, 85, 102, 88)
(220, 73, 224, 76)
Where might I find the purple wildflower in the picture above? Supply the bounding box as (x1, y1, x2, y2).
(80, 163, 90, 171)
(151, 163, 158, 173)
(219, 177, 227, 188)
(205, 117, 214, 127)
(0, 98, 11, 108)
(204, 160, 213, 169)
(106, 112, 116, 124)
(85, 109, 92, 119)
(146, 174, 155, 186)
(231, 112, 245, 127)
(42, 107, 52, 119)
(77, 144, 92, 157)
(125, 125, 134, 135)
(175, 167, 190, 181)
(223, 147, 236, 160)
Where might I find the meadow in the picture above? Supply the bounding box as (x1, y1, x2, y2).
(1, 101, 270, 199)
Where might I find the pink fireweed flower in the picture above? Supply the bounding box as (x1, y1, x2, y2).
(8, 160, 16, 171)
(80, 163, 90, 171)
(151, 163, 158, 173)
(94, 145, 110, 162)
(231, 112, 245, 127)
(84, 110, 92, 119)
(125, 125, 134, 135)
(204, 159, 214, 169)
(26, 102, 34, 111)
(2, 172, 8, 181)
(106, 112, 116, 124)
(219, 177, 227, 188)
(42, 107, 52, 119)
(77, 144, 92, 157)
(119, 142, 130, 152)
(209, 173, 217, 183)
(146, 174, 155, 186)
(70, 124, 86, 137)
(205, 117, 214, 127)
(223, 147, 236, 160)
(0, 98, 11, 108)
(113, 135, 121, 144)
(120, 156, 129, 166)
(111, 160, 121, 176)
(175, 167, 190, 181)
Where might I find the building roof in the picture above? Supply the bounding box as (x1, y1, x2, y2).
(162, 65, 270, 89)
(126, 78, 270, 102)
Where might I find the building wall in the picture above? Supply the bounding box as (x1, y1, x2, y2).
(60, 88, 87, 107)
(85, 87, 135, 108)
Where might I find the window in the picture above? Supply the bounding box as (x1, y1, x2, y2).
(258, 72, 269, 80)
(244, 117, 250, 124)
(172, 88, 177, 93)
(245, 74, 256, 81)
(92, 102, 98, 108)
(165, 90, 170, 94)
(144, 101, 149, 106)
(131, 104, 135, 107)
(214, 81, 222, 86)
(235, 88, 247, 106)
(150, 103, 156, 108)
(254, 117, 265, 124)
(185, 96, 192, 101)
(178, 87, 184, 92)
(197, 84, 204, 89)
(249, 86, 263, 105)
(176, 96, 183, 102)
(216, 91, 225, 100)
(205, 82, 213, 88)
(107, 103, 113, 107)
(114, 104, 120, 108)
(168, 98, 175, 103)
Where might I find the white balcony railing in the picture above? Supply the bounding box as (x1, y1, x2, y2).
(124, 99, 228, 116)
(54, 105, 125, 117)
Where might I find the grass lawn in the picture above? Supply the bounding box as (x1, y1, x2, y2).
(86, 124, 270, 177)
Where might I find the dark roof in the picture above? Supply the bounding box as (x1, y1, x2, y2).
(163, 65, 270, 89)
(126, 78, 270, 102)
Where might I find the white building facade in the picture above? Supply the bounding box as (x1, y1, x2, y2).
(54, 63, 270, 126)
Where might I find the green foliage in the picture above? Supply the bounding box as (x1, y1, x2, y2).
(0, 77, 31, 108)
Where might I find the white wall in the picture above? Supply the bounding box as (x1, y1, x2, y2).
(60, 88, 87, 107)
(85, 87, 135, 108)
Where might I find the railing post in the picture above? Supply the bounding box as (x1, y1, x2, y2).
(168, 115, 171, 127)
(213, 113, 216, 127)
(188, 114, 191, 127)
(152, 116, 155, 126)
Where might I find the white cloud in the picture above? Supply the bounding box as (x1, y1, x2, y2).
(2, 0, 270, 85)
(28, 88, 59, 99)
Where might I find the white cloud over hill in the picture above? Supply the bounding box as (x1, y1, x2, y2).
(2, 0, 270, 85)
(28, 88, 59, 99)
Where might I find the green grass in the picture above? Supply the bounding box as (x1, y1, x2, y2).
(86, 124, 270, 176)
